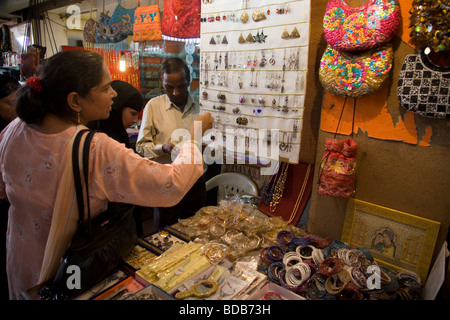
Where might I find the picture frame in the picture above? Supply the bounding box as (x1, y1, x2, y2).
(342, 199, 440, 282)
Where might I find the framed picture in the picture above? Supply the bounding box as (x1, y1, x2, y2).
(342, 199, 440, 282)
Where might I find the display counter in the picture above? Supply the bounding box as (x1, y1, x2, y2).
(23, 200, 423, 301)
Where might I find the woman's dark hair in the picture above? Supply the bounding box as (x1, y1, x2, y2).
(16, 49, 104, 124)
(161, 57, 190, 84)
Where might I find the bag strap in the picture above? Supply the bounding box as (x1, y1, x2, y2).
(72, 130, 96, 237)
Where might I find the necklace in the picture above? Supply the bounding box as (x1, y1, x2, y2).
(269, 162, 289, 212)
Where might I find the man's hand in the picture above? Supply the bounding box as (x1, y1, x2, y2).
(162, 143, 175, 154)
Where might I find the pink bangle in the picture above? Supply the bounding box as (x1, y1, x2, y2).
(261, 291, 284, 300)
(319, 257, 344, 275)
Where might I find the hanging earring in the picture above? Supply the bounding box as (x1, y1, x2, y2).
(290, 27, 301, 39)
(77, 112, 81, 125)
(281, 27, 290, 39)
(238, 33, 246, 44)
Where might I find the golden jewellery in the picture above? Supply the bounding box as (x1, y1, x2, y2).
(269, 162, 289, 212)
(287, 164, 311, 224)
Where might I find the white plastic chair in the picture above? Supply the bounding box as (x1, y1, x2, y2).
(205, 172, 259, 202)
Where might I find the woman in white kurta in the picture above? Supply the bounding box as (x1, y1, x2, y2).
(0, 50, 212, 299)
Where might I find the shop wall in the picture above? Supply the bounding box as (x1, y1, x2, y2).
(307, 0, 450, 268)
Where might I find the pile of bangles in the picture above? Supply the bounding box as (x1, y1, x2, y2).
(258, 230, 423, 300)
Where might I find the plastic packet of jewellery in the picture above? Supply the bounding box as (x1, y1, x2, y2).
(143, 229, 188, 252)
(73, 269, 129, 300)
(125, 284, 176, 300)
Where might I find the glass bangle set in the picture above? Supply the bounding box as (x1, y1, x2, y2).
(200, 0, 311, 163)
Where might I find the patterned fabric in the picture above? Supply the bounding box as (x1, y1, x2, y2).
(397, 50, 450, 119)
(323, 0, 401, 51)
(133, 3, 162, 42)
(162, 0, 200, 39)
(319, 44, 393, 98)
(0, 118, 203, 299)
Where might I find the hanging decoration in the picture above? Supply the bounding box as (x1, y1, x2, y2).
(162, 0, 201, 39)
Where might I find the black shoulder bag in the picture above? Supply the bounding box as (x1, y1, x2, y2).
(40, 130, 137, 299)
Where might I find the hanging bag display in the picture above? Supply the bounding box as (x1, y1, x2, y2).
(318, 138, 357, 198)
(323, 0, 401, 51)
(43, 130, 137, 299)
(95, 0, 128, 43)
(133, 0, 163, 42)
(397, 48, 450, 119)
(161, 0, 200, 39)
(109, 0, 137, 38)
(83, 0, 96, 44)
(318, 98, 358, 199)
(319, 43, 393, 98)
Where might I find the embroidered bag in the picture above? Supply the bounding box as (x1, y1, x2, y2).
(83, 0, 96, 43)
(161, 0, 200, 39)
(318, 138, 357, 199)
(133, 0, 163, 42)
(95, 0, 128, 43)
(323, 0, 401, 51)
(319, 43, 393, 98)
(397, 49, 450, 119)
(109, 0, 137, 38)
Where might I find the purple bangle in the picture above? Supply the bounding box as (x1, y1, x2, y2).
(277, 230, 295, 246)
(266, 246, 284, 262)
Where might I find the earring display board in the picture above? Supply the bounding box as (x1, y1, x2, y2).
(199, 0, 311, 164)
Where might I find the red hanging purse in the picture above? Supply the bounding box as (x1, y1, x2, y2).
(318, 138, 357, 198)
(161, 0, 200, 39)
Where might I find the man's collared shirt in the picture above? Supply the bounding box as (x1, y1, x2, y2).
(136, 93, 199, 163)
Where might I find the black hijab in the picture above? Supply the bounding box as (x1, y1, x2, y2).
(87, 80, 143, 149)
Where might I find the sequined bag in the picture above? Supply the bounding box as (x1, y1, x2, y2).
(319, 44, 393, 98)
(397, 49, 450, 119)
(323, 0, 401, 51)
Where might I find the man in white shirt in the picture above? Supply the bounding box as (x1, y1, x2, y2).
(137, 58, 206, 230)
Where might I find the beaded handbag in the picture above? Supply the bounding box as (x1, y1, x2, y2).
(83, 0, 96, 44)
(397, 49, 450, 119)
(319, 44, 393, 98)
(323, 0, 401, 51)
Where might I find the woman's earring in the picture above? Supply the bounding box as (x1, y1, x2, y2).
(77, 112, 81, 125)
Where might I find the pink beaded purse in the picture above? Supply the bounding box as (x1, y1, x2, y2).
(319, 44, 393, 98)
(323, 0, 401, 51)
